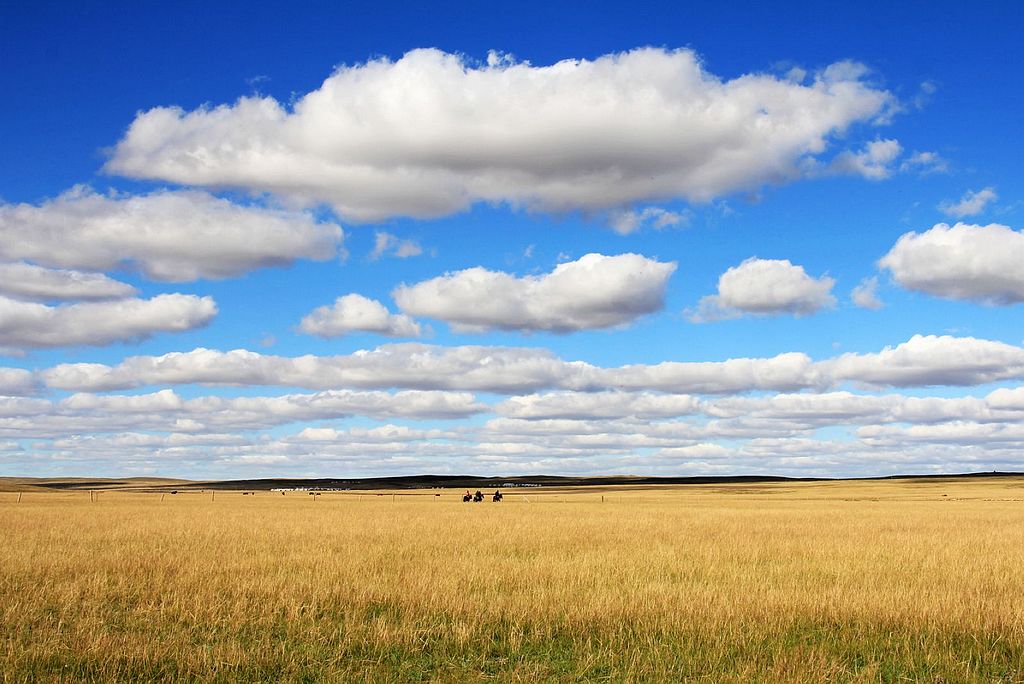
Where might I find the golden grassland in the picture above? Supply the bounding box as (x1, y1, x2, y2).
(2, 478, 1024, 682)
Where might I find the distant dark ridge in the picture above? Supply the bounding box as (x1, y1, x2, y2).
(171, 474, 813, 492)
(6, 471, 1021, 492)
(41, 480, 124, 490)
(25, 477, 186, 491)
(872, 471, 1022, 481)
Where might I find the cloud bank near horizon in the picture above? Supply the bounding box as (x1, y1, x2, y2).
(36, 334, 1024, 394)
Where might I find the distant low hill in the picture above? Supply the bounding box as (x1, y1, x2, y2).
(0, 477, 192, 492)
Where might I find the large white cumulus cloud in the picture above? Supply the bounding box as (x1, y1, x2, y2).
(0, 187, 344, 282)
(105, 48, 895, 221)
(393, 253, 676, 333)
(825, 334, 1024, 387)
(879, 223, 1024, 304)
(0, 294, 217, 351)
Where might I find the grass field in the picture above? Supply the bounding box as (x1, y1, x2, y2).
(3, 478, 1024, 682)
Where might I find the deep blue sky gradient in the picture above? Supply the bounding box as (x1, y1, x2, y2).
(1, 1, 1022, 477)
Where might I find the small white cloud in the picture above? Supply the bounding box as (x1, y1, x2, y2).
(899, 150, 948, 175)
(497, 391, 701, 420)
(0, 262, 137, 302)
(912, 80, 938, 110)
(298, 294, 421, 338)
(851, 276, 884, 310)
(690, 258, 836, 322)
(879, 222, 1024, 304)
(0, 367, 36, 396)
(369, 231, 423, 261)
(829, 139, 902, 180)
(785, 66, 808, 83)
(655, 444, 732, 460)
(289, 425, 451, 444)
(938, 187, 997, 218)
(607, 207, 687, 235)
(0, 294, 217, 351)
(393, 253, 677, 333)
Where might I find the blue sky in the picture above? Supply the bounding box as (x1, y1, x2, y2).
(1, 1, 1022, 478)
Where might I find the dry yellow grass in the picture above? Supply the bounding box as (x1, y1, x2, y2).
(2, 478, 1024, 682)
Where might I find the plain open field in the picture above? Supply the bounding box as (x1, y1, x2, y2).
(2, 478, 1024, 682)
